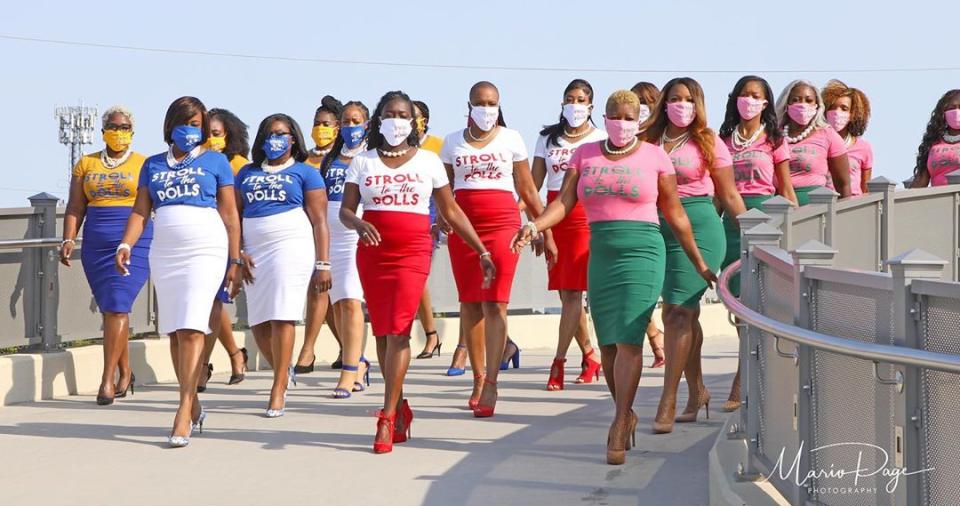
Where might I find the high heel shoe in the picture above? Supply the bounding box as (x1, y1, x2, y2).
(288, 365, 297, 388)
(331, 351, 343, 370)
(446, 344, 467, 376)
(196, 364, 213, 393)
(652, 400, 676, 434)
(373, 410, 397, 454)
(468, 373, 485, 410)
(96, 385, 114, 406)
(294, 357, 315, 374)
(473, 378, 497, 418)
(266, 391, 287, 418)
(394, 399, 414, 444)
(416, 331, 441, 359)
(168, 419, 194, 448)
(723, 397, 741, 412)
(499, 340, 520, 370)
(228, 348, 248, 385)
(676, 388, 711, 423)
(576, 349, 602, 384)
(546, 358, 565, 391)
(648, 329, 665, 368)
(115, 373, 136, 399)
(353, 357, 371, 392)
(192, 409, 207, 434)
(606, 417, 632, 465)
(626, 410, 638, 450)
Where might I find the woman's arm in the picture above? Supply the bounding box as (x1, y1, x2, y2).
(861, 167, 872, 195)
(434, 185, 496, 288)
(658, 174, 716, 287)
(114, 190, 153, 274)
(711, 165, 747, 223)
(774, 160, 799, 205)
(339, 183, 381, 246)
(911, 171, 930, 188)
(513, 158, 556, 260)
(531, 156, 547, 191)
(304, 189, 332, 293)
(828, 154, 852, 198)
(217, 186, 243, 298)
(511, 166, 580, 251)
(60, 176, 87, 267)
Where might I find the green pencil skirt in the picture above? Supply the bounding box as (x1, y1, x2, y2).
(794, 185, 823, 206)
(721, 194, 773, 297)
(660, 196, 726, 308)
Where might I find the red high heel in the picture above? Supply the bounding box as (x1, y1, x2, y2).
(547, 358, 565, 391)
(576, 349, 602, 384)
(394, 399, 413, 443)
(373, 410, 396, 454)
(473, 378, 497, 418)
(468, 373, 484, 410)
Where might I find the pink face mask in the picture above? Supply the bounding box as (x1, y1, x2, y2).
(737, 96, 766, 121)
(826, 110, 850, 132)
(667, 101, 696, 128)
(604, 118, 639, 148)
(945, 109, 960, 130)
(787, 103, 817, 126)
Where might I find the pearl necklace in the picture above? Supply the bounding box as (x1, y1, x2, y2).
(466, 126, 495, 143)
(101, 149, 132, 169)
(731, 125, 764, 151)
(378, 147, 411, 158)
(943, 132, 960, 144)
(844, 134, 856, 148)
(311, 147, 332, 158)
(783, 122, 817, 144)
(563, 126, 591, 139)
(604, 138, 638, 155)
(660, 131, 690, 155)
(166, 146, 203, 170)
(341, 143, 366, 158)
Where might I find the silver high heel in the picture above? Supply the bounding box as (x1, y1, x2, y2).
(192, 409, 207, 434)
(265, 391, 287, 418)
(288, 365, 297, 388)
(168, 423, 194, 448)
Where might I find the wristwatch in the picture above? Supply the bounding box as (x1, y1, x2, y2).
(230, 257, 245, 266)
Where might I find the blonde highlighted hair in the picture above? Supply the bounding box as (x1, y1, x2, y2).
(102, 105, 134, 128)
(606, 89, 641, 112)
(822, 79, 871, 136)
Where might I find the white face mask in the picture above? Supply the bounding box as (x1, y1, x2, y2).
(562, 103, 590, 128)
(379, 118, 413, 147)
(469, 105, 500, 132)
(638, 104, 651, 124)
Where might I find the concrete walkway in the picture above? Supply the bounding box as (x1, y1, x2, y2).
(0, 335, 738, 506)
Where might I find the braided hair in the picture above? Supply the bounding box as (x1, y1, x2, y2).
(539, 79, 596, 148)
(319, 100, 369, 175)
(914, 89, 960, 179)
(315, 95, 343, 120)
(367, 90, 420, 152)
(718, 76, 784, 150)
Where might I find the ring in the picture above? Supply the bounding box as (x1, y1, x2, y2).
(361, 231, 369, 236)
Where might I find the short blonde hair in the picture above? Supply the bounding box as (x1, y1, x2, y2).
(606, 90, 640, 113)
(102, 105, 134, 128)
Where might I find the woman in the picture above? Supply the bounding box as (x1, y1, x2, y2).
(823, 80, 873, 196)
(295, 95, 344, 374)
(61, 105, 150, 405)
(531, 79, 607, 391)
(911, 89, 960, 188)
(440, 81, 553, 416)
(412, 99, 442, 360)
(197, 108, 250, 390)
(643, 77, 746, 433)
(340, 90, 494, 453)
(775, 80, 851, 203)
(717, 76, 796, 412)
(237, 113, 331, 417)
(513, 90, 714, 465)
(319, 100, 371, 397)
(115, 96, 241, 447)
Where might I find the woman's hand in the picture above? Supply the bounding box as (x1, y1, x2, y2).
(240, 251, 256, 285)
(114, 246, 131, 276)
(356, 221, 382, 246)
(434, 213, 452, 236)
(511, 222, 538, 253)
(698, 262, 718, 289)
(312, 269, 332, 293)
(479, 254, 496, 289)
(544, 233, 558, 270)
(59, 240, 75, 267)
(227, 264, 243, 300)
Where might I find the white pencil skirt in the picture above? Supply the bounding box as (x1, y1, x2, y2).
(328, 200, 364, 304)
(243, 208, 315, 326)
(150, 206, 228, 335)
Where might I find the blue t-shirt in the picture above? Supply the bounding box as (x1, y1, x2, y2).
(324, 158, 350, 202)
(237, 161, 325, 218)
(139, 150, 234, 209)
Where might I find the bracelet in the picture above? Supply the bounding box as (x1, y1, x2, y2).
(116, 243, 131, 254)
(60, 239, 75, 248)
(315, 261, 332, 271)
(230, 257, 245, 266)
(523, 221, 538, 237)
(479, 251, 492, 259)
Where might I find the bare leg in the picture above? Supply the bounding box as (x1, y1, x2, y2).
(253, 323, 274, 370)
(171, 329, 205, 438)
(461, 302, 485, 401)
(555, 290, 584, 360)
(573, 307, 593, 356)
(268, 320, 295, 411)
(477, 302, 508, 409)
(298, 290, 329, 368)
(599, 344, 617, 402)
(416, 287, 439, 356)
(215, 307, 244, 375)
(335, 299, 365, 391)
(447, 326, 468, 371)
(654, 304, 696, 432)
(111, 313, 133, 392)
(99, 312, 129, 398)
(609, 343, 643, 456)
(197, 300, 223, 390)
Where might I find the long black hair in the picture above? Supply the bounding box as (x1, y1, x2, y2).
(367, 90, 420, 152)
(539, 78, 596, 148)
(315, 95, 342, 123)
(319, 100, 369, 175)
(718, 75, 783, 149)
(469, 81, 507, 127)
(209, 108, 250, 161)
(251, 113, 309, 166)
(915, 89, 960, 179)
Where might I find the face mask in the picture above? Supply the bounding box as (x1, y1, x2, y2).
(825, 110, 850, 132)
(562, 103, 590, 128)
(604, 118, 640, 148)
(737, 97, 766, 121)
(103, 130, 132, 152)
(415, 117, 427, 135)
(171, 125, 202, 152)
(340, 124, 366, 149)
(469, 105, 499, 132)
(262, 134, 291, 161)
(788, 103, 817, 126)
(204, 135, 226, 152)
(311, 125, 336, 148)
(638, 104, 651, 124)
(666, 102, 696, 128)
(379, 117, 413, 147)
(945, 109, 960, 130)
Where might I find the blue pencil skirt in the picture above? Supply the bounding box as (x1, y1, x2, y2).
(80, 206, 153, 314)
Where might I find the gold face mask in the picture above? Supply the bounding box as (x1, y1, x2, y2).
(204, 135, 227, 152)
(415, 117, 427, 135)
(103, 130, 133, 152)
(311, 125, 337, 148)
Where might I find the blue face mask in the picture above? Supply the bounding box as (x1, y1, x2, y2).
(262, 134, 291, 161)
(340, 124, 366, 149)
(171, 125, 203, 152)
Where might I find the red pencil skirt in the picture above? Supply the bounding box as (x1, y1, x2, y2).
(356, 210, 432, 337)
(448, 189, 520, 303)
(546, 190, 590, 291)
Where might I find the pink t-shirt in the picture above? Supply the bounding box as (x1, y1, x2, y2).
(846, 137, 873, 196)
(787, 127, 847, 188)
(660, 133, 733, 198)
(572, 141, 675, 224)
(926, 140, 960, 187)
(724, 135, 791, 196)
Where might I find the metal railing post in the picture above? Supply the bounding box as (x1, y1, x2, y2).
(807, 187, 838, 247)
(762, 196, 794, 251)
(868, 176, 898, 271)
(887, 250, 947, 506)
(28, 192, 62, 353)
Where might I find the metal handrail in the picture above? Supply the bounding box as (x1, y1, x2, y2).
(718, 259, 960, 374)
(0, 238, 81, 251)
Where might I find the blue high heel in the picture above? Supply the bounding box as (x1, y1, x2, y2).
(333, 363, 359, 399)
(353, 357, 371, 392)
(500, 340, 520, 370)
(446, 344, 467, 376)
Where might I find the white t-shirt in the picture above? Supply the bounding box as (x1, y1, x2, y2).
(440, 127, 528, 193)
(344, 149, 448, 216)
(534, 128, 608, 191)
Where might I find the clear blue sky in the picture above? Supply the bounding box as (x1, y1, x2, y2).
(1, 0, 957, 207)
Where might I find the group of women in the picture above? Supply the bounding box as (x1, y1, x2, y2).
(59, 77, 960, 461)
